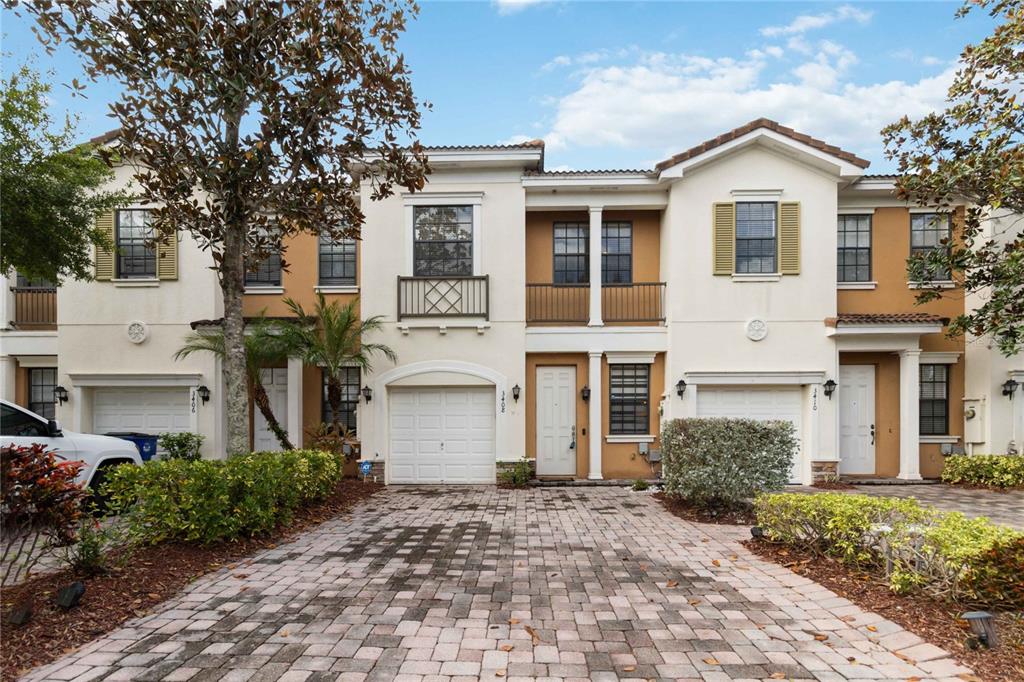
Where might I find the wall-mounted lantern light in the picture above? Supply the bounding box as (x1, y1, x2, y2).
(196, 385, 211, 404)
(823, 379, 837, 400)
(54, 385, 69, 405)
(1002, 378, 1019, 399)
(675, 379, 687, 398)
(511, 384, 521, 402)
(581, 385, 591, 402)
(361, 386, 373, 402)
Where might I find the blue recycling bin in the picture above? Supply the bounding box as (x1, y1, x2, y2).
(105, 432, 159, 461)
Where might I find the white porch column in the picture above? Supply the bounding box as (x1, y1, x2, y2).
(588, 206, 603, 327)
(587, 351, 603, 479)
(287, 357, 304, 448)
(898, 349, 923, 480)
(0, 270, 14, 330)
(0, 355, 16, 402)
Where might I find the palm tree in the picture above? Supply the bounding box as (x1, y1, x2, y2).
(276, 294, 396, 437)
(174, 317, 294, 451)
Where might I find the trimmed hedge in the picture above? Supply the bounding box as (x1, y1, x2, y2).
(941, 454, 1024, 488)
(104, 449, 341, 544)
(755, 492, 1024, 608)
(661, 418, 795, 510)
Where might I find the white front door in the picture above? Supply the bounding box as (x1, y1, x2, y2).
(535, 366, 576, 476)
(839, 365, 875, 475)
(254, 368, 289, 452)
(389, 387, 496, 483)
(696, 387, 803, 483)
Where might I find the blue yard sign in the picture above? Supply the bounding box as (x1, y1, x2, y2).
(359, 460, 372, 477)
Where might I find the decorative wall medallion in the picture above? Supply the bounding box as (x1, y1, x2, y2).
(127, 321, 149, 344)
(745, 318, 768, 342)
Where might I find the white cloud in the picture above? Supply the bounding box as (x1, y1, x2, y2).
(921, 55, 944, 66)
(761, 5, 873, 37)
(540, 48, 953, 165)
(500, 134, 536, 145)
(493, 0, 549, 15)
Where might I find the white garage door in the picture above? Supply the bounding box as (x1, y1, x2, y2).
(93, 387, 192, 435)
(389, 387, 496, 484)
(696, 387, 802, 483)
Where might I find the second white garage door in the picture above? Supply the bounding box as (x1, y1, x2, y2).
(389, 387, 496, 484)
(696, 387, 803, 483)
(93, 387, 192, 435)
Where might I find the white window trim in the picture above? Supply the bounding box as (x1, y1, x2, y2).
(112, 278, 160, 288)
(605, 352, 656, 365)
(315, 286, 359, 294)
(908, 281, 956, 290)
(244, 286, 285, 295)
(838, 207, 876, 215)
(920, 352, 960, 364)
(920, 435, 960, 444)
(685, 371, 826, 386)
(605, 434, 656, 444)
(838, 281, 877, 290)
(732, 273, 781, 283)
(730, 189, 783, 202)
(405, 194, 484, 277)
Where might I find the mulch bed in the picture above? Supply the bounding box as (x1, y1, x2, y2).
(745, 539, 1024, 682)
(655, 492, 756, 525)
(810, 480, 857, 490)
(1, 478, 383, 680)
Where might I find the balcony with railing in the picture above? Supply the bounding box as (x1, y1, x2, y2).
(11, 286, 57, 329)
(526, 282, 665, 325)
(397, 275, 489, 321)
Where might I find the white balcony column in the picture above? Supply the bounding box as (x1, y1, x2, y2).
(0, 354, 16, 402)
(898, 349, 923, 480)
(1, 269, 14, 330)
(287, 357, 304, 448)
(587, 351, 603, 479)
(588, 206, 603, 327)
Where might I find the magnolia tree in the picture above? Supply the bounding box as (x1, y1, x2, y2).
(882, 0, 1024, 356)
(19, 0, 429, 454)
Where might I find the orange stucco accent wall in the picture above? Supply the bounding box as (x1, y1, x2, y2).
(601, 354, 665, 480)
(525, 353, 591, 478)
(14, 365, 28, 408)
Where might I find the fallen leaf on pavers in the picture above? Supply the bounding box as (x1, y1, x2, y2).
(280, 630, 289, 638)
(508, 618, 519, 625)
(958, 675, 983, 682)
(239, 586, 248, 593)
(770, 673, 786, 680)
(666, 580, 679, 588)
(688, 599, 701, 605)
(701, 537, 710, 543)
(639, 563, 648, 571)
(893, 651, 916, 664)
(846, 657, 857, 663)
(865, 625, 877, 632)
(907, 677, 921, 682)
(495, 671, 506, 677)
(524, 625, 541, 645)
(500, 644, 514, 652)
(234, 574, 249, 579)
(623, 666, 636, 672)
(811, 632, 828, 641)
(702, 658, 719, 665)
(729, 555, 738, 560)
(840, 615, 855, 622)
(711, 560, 721, 567)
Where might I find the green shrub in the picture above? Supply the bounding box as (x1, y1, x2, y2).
(500, 457, 533, 488)
(59, 515, 127, 576)
(104, 449, 341, 544)
(941, 454, 1024, 488)
(661, 418, 796, 510)
(157, 432, 204, 462)
(754, 492, 1024, 607)
(632, 479, 650, 491)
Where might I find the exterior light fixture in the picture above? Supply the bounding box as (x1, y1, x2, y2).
(196, 385, 211, 404)
(581, 385, 591, 402)
(1002, 378, 1019, 399)
(823, 379, 837, 399)
(962, 611, 998, 649)
(361, 386, 373, 402)
(511, 384, 521, 402)
(53, 385, 69, 405)
(675, 379, 687, 398)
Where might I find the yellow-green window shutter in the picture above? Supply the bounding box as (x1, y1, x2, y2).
(712, 202, 735, 275)
(94, 210, 115, 280)
(157, 232, 179, 280)
(779, 201, 800, 275)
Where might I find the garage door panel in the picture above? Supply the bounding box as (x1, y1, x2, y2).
(93, 388, 191, 436)
(389, 386, 496, 484)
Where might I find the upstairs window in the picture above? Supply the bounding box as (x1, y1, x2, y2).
(28, 367, 57, 420)
(116, 209, 156, 279)
(553, 223, 589, 284)
(601, 222, 633, 284)
(837, 215, 872, 282)
(319, 236, 357, 286)
(413, 205, 473, 277)
(910, 213, 952, 281)
(609, 364, 650, 435)
(735, 202, 777, 274)
(15, 275, 54, 289)
(322, 367, 360, 434)
(245, 252, 282, 287)
(920, 364, 949, 435)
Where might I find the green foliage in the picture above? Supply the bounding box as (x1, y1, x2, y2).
(755, 493, 1024, 607)
(882, 0, 1024, 355)
(157, 432, 204, 462)
(632, 479, 650, 491)
(103, 450, 341, 545)
(59, 515, 127, 577)
(661, 418, 796, 510)
(0, 63, 129, 283)
(499, 458, 533, 488)
(941, 454, 1024, 488)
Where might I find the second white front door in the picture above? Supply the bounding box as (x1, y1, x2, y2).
(536, 366, 576, 476)
(254, 368, 289, 452)
(839, 365, 876, 475)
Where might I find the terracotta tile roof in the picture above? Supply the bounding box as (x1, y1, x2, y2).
(654, 118, 871, 172)
(825, 313, 947, 327)
(88, 128, 122, 146)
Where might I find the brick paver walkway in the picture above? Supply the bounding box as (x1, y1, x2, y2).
(25, 487, 975, 681)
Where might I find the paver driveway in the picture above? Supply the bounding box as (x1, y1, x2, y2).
(26, 487, 974, 682)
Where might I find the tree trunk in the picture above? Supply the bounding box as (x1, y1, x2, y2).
(221, 230, 249, 456)
(327, 375, 343, 435)
(252, 380, 294, 451)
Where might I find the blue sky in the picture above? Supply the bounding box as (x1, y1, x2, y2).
(1, 2, 995, 173)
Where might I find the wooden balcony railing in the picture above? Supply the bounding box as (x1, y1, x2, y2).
(397, 275, 489, 320)
(526, 282, 665, 325)
(12, 287, 57, 328)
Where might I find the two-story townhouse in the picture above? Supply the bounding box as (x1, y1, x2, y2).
(1, 119, 979, 485)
